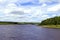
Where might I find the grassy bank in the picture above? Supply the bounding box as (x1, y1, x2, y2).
(40, 25, 60, 28)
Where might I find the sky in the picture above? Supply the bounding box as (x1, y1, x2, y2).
(0, 0, 60, 22)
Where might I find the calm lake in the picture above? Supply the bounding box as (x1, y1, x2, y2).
(0, 25, 60, 40)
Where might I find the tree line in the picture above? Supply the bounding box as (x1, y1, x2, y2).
(39, 16, 60, 25)
(0, 16, 60, 25)
(0, 21, 40, 25)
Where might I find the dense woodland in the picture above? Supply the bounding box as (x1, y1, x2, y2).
(40, 16, 60, 25)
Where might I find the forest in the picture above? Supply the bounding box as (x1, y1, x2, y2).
(40, 16, 60, 25)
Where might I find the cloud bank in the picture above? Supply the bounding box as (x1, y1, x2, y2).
(0, 0, 60, 22)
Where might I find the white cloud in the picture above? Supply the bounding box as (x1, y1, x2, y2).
(39, 0, 60, 3)
(3, 9, 12, 14)
(47, 4, 60, 12)
(0, 0, 60, 22)
(0, 0, 6, 3)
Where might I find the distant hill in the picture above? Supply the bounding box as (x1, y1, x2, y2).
(40, 16, 60, 25)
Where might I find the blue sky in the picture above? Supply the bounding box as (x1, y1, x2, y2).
(0, 0, 60, 22)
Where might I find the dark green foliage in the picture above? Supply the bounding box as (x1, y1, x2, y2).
(40, 16, 60, 25)
(0, 22, 18, 24)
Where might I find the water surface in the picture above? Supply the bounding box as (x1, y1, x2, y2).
(0, 25, 60, 40)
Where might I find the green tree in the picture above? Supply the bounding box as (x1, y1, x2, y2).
(40, 16, 60, 25)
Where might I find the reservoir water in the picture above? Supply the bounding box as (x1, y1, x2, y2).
(0, 25, 60, 40)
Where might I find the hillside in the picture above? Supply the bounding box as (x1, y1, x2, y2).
(40, 16, 60, 25)
(38, 16, 60, 28)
